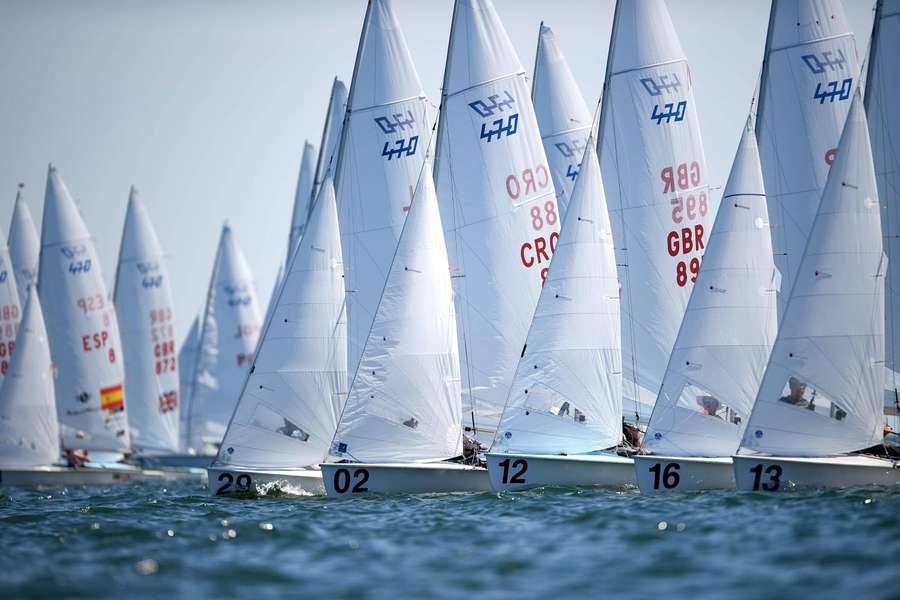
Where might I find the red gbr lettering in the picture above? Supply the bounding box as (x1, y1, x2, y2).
(237, 353, 253, 367)
(82, 330, 110, 352)
(520, 232, 560, 268)
(667, 225, 705, 257)
(825, 148, 837, 166)
(506, 165, 551, 201)
(661, 162, 701, 193)
(0, 340, 14, 357)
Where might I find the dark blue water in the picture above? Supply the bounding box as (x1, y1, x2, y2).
(2, 480, 899, 598)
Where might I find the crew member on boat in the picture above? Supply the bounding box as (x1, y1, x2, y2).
(697, 396, 723, 419)
(779, 377, 814, 409)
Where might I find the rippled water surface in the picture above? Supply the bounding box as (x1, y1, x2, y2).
(2, 479, 899, 598)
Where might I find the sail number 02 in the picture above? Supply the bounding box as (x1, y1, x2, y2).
(749, 463, 782, 491)
(498, 458, 528, 484)
(649, 462, 680, 489)
(333, 468, 369, 494)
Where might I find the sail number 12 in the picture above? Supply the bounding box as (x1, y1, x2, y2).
(498, 458, 528, 485)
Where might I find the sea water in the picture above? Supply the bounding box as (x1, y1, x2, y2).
(2, 480, 898, 598)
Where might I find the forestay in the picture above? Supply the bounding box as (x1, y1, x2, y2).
(740, 94, 884, 457)
(335, 0, 431, 379)
(9, 187, 39, 307)
(645, 122, 778, 457)
(436, 0, 558, 443)
(865, 0, 900, 424)
(114, 188, 179, 454)
(531, 23, 593, 217)
(330, 167, 461, 463)
(756, 0, 860, 316)
(597, 0, 714, 422)
(217, 179, 346, 470)
(492, 141, 621, 455)
(288, 141, 317, 258)
(0, 289, 59, 468)
(310, 78, 348, 217)
(0, 227, 21, 387)
(38, 165, 129, 452)
(177, 315, 200, 452)
(185, 225, 262, 454)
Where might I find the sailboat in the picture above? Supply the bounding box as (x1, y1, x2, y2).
(635, 120, 778, 492)
(597, 0, 716, 428)
(113, 187, 180, 455)
(867, 0, 900, 433)
(531, 23, 593, 217)
(486, 139, 631, 491)
(180, 224, 262, 463)
(8, 184, 39, 308)
(208, 179, 345, 495)
(309, 77, 348, 219)
(733, 93, 900, 490)
(0, 226, 22, 387)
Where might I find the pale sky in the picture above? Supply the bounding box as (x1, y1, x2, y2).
(0, 0, 877, 340)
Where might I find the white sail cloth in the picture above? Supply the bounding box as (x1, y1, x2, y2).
(757, 0, 860, 316)
(645, 123, 778, 457)
(185, 225, 262, 453)
(177, 315, 200, 452)
(288, 141, 317, 258)
(311, 78, 348, 214)
(0, 289, 59, 468)
(114, 188, 180, 454)
(39, 165, 130, 452)
(865, 0, 900, 423)
(8, 188, 39, 308)
(532, 23, 593, 216)
(436, 0, 558, 443)
(0, 227, 21, 388)
(217, 179, 346, 470)
(331, 167, 461, 463)
(598, 0, 714, 422)
(492, 141, 621, 455)
(335, 0, 432, 380)
(740, 94, 884, 457)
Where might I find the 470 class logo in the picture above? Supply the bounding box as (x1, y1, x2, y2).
(469, 90, 518, 143)
(641, 73, 687, 125)
(374, 111, 419, 161)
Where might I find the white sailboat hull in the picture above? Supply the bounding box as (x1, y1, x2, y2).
(733, 454, 900, 491)
(633, 455, 734, 492)
(207, 466, 324, 496)
(485, 453, 635, 492)
(0, 464, 162, 487)
(320, 462, 490, 498)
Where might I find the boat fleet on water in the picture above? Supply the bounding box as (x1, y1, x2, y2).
(2, 0, 899, 497)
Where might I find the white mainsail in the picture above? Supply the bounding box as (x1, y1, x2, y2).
(492, 140, 621, 455)
(217, 179, 346, 469)
(0, 227, 21, 387)
(756, 0, 860, 316)
(435, 0, 559, 443)
(185, 224, 262, 453)
(113, 187, 179, 454)
(330, 166, 461, 463)
(287, 141, 317, 257)
(0, 289, 59, 468)
(531, 23, 593, 217)
(865, 0, 900, 424)
(9, 186, 39, 308)
(645, 121, 778, 457)
(311, 77, 348, 215)
(177, 314, 200, 452)
(335, 0, 432, 379)
(38, 165, 129, 452)
(597, 0, 714, 422)
(740, 93, 884, 457)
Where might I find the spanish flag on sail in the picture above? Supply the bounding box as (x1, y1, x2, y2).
(100, 384, 124, 412)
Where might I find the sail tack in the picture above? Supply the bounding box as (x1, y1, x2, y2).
(114, 188, 180, 454)
(531, 23, 593, 216)
(8, 187, 39, 308)
(435, 0, 559, 443)
(0, 289, 59, 468)
(492, 141, 621, 455)
(38, 165, 129, 452)
(645, 122, 777, 457)
(217, 179, 346, 470)
(740, 94, 884, 457)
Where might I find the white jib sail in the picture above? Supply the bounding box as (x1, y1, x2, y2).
(331, 165, 460, 463)
(177, 314, 200, 452)
(185, 225, 262, 454)
(740, 93, 885, 457)
(492, 140, 621, 455)
(0, 289, 59, 468)
(311, 78, 348, 216)
(531, 23, 593, 217)
(9, 187, 39, 308)
(217, 179, 346, 470)
(757, 0, 860, 317)
(0, 227, 21, 388)
(288, 141, 317, 258)
(645, 121, 778, 457)
(865, 0, 900, 423)
(597, 0, 714, 423)
(38, 165, 129, 452)
(113, 188, 179, 454)
(435, 0, 559, 444)
(335, 0, 432, 381)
